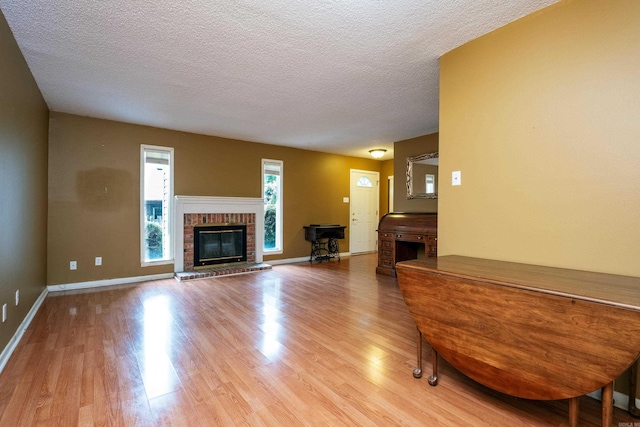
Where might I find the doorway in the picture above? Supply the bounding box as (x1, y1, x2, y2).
(388, 175, 394, 212)
(349, 169, 379, 254)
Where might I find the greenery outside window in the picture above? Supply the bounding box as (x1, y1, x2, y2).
(262, 159, 283, 254)
(141, 145, 174, 265)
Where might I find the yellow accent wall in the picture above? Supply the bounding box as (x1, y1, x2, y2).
(0, 9, 49, 349)
(47, 112, 384, 285)
(439, 1, 640, 277)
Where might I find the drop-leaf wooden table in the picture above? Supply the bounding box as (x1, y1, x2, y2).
(396, 256, 640, 427)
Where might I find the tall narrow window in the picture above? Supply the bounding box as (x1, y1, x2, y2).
(262, 159, 283, 254)
(141, 145, 174, 265)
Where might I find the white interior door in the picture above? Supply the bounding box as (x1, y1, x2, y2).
(350, 169, 379, 254)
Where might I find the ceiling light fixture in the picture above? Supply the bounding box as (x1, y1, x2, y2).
(369, 149, 387, 159)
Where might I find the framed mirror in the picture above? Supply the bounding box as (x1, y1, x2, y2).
(406, 152, 438, 199)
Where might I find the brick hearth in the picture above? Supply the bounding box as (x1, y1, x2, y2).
(174, 262, 272, 282)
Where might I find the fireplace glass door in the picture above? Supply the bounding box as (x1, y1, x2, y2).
(194, 224, 247, 266)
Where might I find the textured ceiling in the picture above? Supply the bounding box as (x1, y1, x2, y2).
(0, 0, 557, 159)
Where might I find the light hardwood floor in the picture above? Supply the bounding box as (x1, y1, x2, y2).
(0, 254, 635, 426)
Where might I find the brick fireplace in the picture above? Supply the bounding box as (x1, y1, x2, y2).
(174, 196, 265, 275)
(183, 213, 254, 271)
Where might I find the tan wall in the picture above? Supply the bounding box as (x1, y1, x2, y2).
(0, 10, 49, 349)
(48, 112, 383, 284)
(439, 0, 640, 396)
(439, 1, 640, 277)
(393, 133, 439, 213)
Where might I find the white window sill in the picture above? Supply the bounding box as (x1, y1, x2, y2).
(263, 249, 283, 256)
(141, 259, 174, 267)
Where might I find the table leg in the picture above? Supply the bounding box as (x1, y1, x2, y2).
(413, 327, 422, 378)
(630, 358, 640, 417)
(568, 397, 579, 427)
(428, 347, 438, 386)
(328, 237, 340, 261)
(602, 382, 613, 427)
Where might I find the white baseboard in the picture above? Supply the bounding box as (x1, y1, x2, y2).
(0, 287, 48, 374)
(587, 388, 639, 413)
(47, 272, 175, 292)
(267, 252, 351, 265)
(267, 256, 310, 265)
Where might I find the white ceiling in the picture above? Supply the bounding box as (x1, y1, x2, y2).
(0, 0, 557, 159)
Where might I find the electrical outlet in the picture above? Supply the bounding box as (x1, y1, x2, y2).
(2, 304, 6, 322)
(95, 257, 102, 266)
(15, 290, 19, 306)
(70, 261, 77, 270)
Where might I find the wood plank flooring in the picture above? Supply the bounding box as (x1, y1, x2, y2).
(0, 254, 635, 426)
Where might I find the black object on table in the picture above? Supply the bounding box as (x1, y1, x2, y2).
(303, 224, 347, 263)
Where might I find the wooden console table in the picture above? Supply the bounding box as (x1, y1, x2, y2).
(396, 256, 640, 427)
(376, 213, 437, 277)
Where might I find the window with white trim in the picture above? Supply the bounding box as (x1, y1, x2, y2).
(262, 159, 283, 254)
(141, 145, 174, 265)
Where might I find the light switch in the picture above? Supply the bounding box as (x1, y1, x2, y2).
(452, 171, 461, 186)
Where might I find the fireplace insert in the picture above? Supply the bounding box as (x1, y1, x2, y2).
(194, 223, 247, 267)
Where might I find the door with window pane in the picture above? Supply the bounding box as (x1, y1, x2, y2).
(350, 170, 379, 254)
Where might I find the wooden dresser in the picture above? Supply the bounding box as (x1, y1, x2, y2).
(376, 212, 437, 277)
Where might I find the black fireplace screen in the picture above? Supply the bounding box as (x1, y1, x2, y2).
(194, 224, 247, 267)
